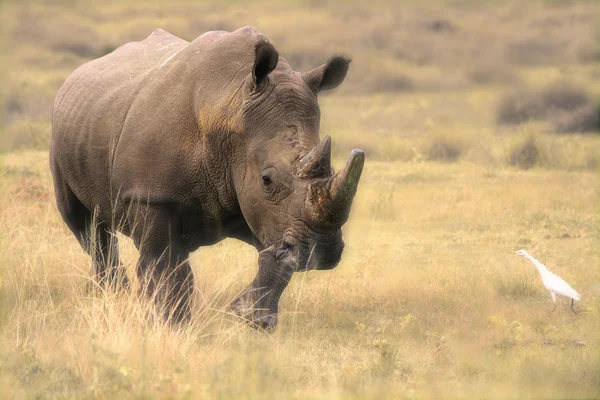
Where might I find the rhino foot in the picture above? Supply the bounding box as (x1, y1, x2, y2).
(230, 291, 278, 331)
(230, 246, 293, 332)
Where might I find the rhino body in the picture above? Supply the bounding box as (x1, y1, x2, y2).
(50, 27, 364, 329)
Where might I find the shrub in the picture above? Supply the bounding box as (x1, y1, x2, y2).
(505, 37, 563, 66)
(508, 135, 541, 170)
(467, 63, 519, 85)
(423, 134, 466, 162)
(497, 83, 600, 133)
(422, 19, 457, 34)
(552, 103, 599, 133)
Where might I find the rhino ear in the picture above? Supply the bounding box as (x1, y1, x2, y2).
(304, 56, 351, 92)
(253, 42, 279, 89)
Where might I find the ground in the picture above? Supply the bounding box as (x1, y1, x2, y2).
(1, 1, 599, 398)
(1, 145, 598, 398)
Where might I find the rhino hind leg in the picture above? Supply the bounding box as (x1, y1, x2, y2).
(53, 169, 129, 290)
(90, 223, 130, 290)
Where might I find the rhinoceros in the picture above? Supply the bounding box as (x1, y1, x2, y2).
(50, 26, 364, 330)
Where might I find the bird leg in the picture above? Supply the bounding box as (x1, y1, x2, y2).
(571, 298, 578, 314)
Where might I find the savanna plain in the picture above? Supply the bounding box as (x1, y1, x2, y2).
(1, 1, 599, 398)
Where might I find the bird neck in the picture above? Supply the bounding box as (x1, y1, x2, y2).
(525, 254, 549, 274)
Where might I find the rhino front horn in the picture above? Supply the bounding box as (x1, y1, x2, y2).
(328, 149, 365, 219)
(306, 149, 365, 227)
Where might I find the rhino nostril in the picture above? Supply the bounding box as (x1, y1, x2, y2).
(276, 245, 301, 269)
(275, 248, 290, 261)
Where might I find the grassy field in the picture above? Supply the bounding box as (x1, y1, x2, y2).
(1, 0, 600, 398)
(2, 149, 599, 398)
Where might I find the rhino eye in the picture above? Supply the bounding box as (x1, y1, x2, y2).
(261, 174, 272, 186)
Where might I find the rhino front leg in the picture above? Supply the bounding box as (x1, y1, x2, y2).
(131, 205, 194, 324)
(231, 246, 294, 331)
(137, 252, 194, 324)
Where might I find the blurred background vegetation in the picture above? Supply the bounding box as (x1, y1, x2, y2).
(1, 2, 599, 398)
(1, 0, 599, 169)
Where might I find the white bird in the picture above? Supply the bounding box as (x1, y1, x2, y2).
(515, 249, 581, 313)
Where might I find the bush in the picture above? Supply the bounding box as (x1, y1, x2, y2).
(497, 83, 600, 133)
(467, 63, 519, 86)
(505, 37, 563, 66)
(552, 104, 599, 133)
(508, 135, 541, 170)
(423, 134, 466, 162)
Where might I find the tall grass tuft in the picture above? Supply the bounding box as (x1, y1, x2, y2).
(509, 135, 542, 170)
(423, 134, 467, 162)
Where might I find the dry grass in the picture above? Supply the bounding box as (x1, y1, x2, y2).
(1, 150, 599, 399)
(1, 0, 600, 398)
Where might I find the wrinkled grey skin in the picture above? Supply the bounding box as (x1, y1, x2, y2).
(50, 27, 364, 330)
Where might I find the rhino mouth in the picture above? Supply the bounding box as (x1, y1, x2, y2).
(274, 231, 343, 272)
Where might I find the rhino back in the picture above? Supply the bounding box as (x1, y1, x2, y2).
(109, 27, 266, 209)
(51, 29, 192, 213)
(52, 27, 271, 222)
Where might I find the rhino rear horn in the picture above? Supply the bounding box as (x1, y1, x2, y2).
(296, 136, 332, 178)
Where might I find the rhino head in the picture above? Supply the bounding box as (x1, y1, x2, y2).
(236, 45, 364, 271)
(221, 36, 364, 328)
